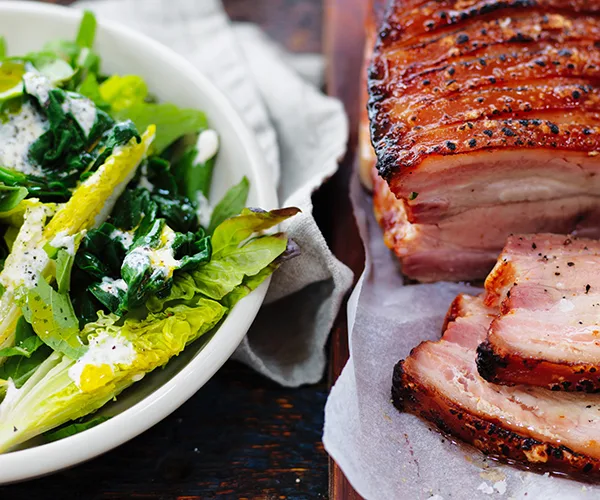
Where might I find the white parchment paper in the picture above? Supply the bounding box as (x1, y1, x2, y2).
(323, 174, 600, 500)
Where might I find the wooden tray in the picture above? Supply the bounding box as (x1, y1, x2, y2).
(324, 0, 368, 498)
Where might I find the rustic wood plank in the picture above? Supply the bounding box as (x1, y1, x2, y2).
(322, 0, 368, 498)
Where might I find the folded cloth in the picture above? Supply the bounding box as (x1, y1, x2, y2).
(75, 0, 353, 387)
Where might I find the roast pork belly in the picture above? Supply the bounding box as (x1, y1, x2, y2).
(393, 293, 600, 474)
(373, 173, 600, 282)
(477, 233, 600, 391)
(368, 0, 600, 281)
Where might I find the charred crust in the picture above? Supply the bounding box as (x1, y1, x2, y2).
(366, 1, 600, 189)
(391, 360, 410, 410)
(479, 351, 600, 392)
(476, 341, 506, 382)
(393, 362, 600, 475)
(442, 295, 467, 332)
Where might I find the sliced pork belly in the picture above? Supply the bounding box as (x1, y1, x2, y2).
(368, 0, 600, 281)
(477, 234, 600, 391)
(393, 293, 600, 474)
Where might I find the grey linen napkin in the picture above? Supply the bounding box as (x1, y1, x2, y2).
(75, 0, 353, 387)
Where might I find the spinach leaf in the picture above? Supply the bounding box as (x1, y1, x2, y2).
(79, 222, 128, 276)
(208, 176, 249, 233)
(137, 157, 198, 233)
(173, 143, 215, 200)
(28, 89, 94, 167)
(44, 415, 111, 442)
(71, 291, 101, 328)
(0, 184, 27, 212)
(88, 278, 128, 315)
(0, 117, 138, 203)
(173, 229, 211, 271)
(111, 188, 156, 231)
(75, 252, 111, 281)
(152, 193, 198, 233)
(0, 317, 44, 358)
(0, 343, 51, 388)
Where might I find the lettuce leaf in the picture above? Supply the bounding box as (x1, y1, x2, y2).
(0, 37, 6, 60)
(99, 75, 148, 112)
(75, 11, 97, 49)
(114, 103, 208, 154)
(22, 277, 86, 359)
(0, 317, 51, 388)
(0, 297, 226, 452)
(188, 208, 299, 300)
(191, 233, 288, 300)
(212, 207, 298, 256)
(37, 11, 100, 90)
(151, 208, 299, 306)
(77, 73, 108, 110)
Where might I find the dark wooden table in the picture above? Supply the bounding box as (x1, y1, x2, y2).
(0, 1, 336, 499)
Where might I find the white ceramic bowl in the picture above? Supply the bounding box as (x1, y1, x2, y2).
(0, 1, 276, 484)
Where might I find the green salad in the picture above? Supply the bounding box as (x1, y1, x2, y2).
(0, 12, 298, 451)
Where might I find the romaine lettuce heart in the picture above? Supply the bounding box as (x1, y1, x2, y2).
(0, 297, 225, 452)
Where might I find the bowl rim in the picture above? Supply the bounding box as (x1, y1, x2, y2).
(0, 1, 276, 484)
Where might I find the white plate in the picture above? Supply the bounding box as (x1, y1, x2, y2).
(0, 1, 276, 484)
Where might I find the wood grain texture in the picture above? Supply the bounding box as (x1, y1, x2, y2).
(0, 1, 329, 499)
(322, 0, 368, 498)
(0, 362, 328, 500)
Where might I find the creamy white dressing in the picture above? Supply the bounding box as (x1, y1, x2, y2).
(110, 228, 135, 250)
(98, 276, 128, 294)
(23, 71, 51, 104)
(1, 247, 47, 291)
(196, 191, 212, 228)
(0, 101, 48, 176)
(137, 162, 155, 192)
(148, 246, 180, 275)
(68, 331, 136, 388)
(0, 204, 52, 293)
(123, 229, 180, 279)
(62, 92, 97, 137)
(194, 129, 219, 164)
(49, 230, 77, 256)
